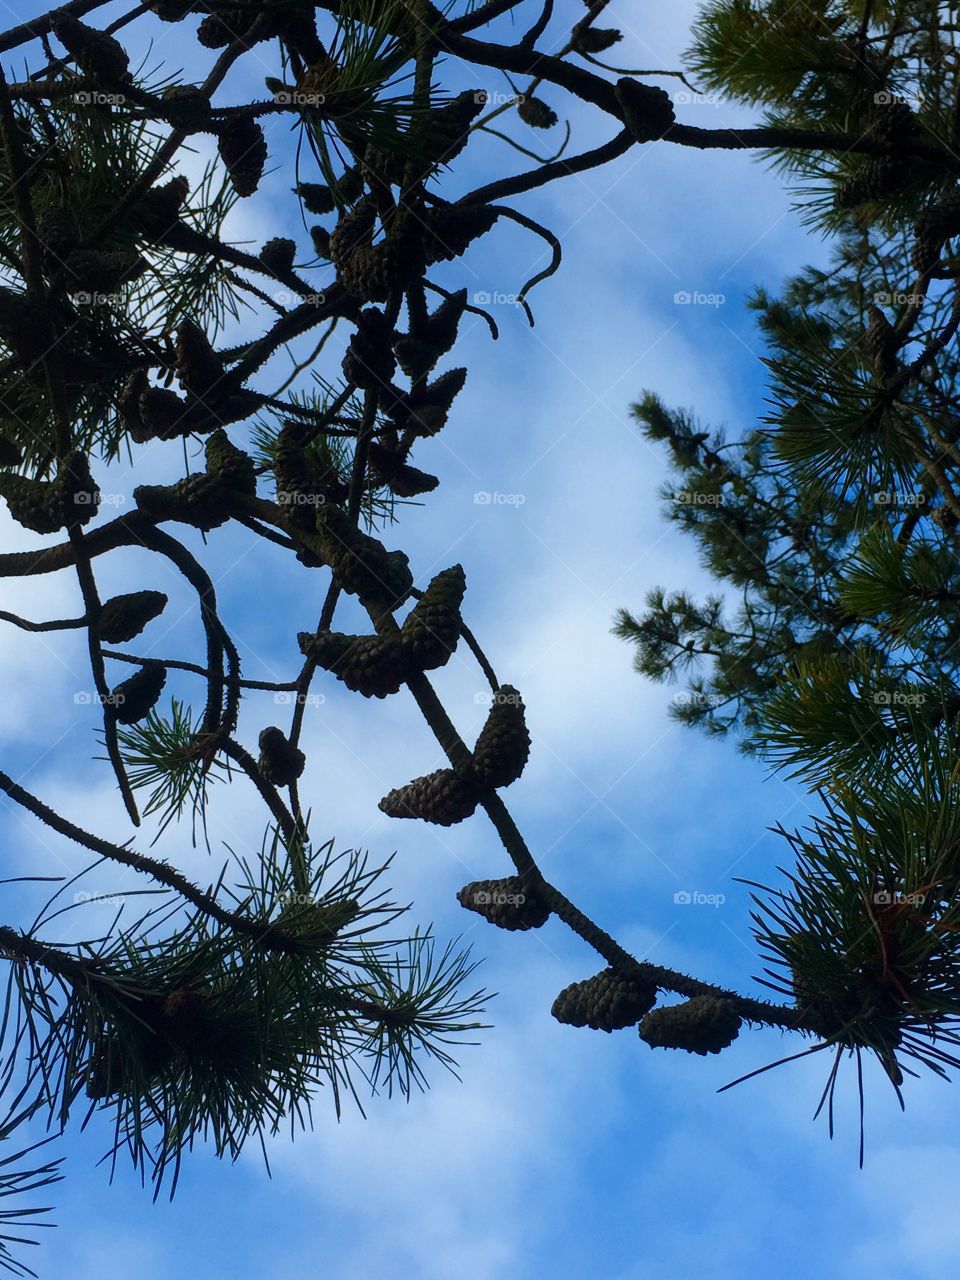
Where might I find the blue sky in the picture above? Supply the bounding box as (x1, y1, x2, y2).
(2, 2, 958, 1277)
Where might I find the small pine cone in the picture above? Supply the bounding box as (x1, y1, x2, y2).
(97, 590, 167, 644)
(64, 249, 146, 296)
(37, 208, 79, 274)
(310, 226, 331, 259)
(160, 988, 213, 1049)
(423, 204, 499, 264)
(197, 8, 262, 49)
(298, 631, 410, 697)
(403, 368, 467, 436)
(933, 505, 959, 534)
(329, 199, 377, 267)
(425, 289, 468, 355)
(0, 434, 21, 467)
(133, 176, 190, 240)
(367, 442, 439, 498)
(53, 15, 130, 83)
(273, 4, 325, 62)
(176, 319, 224, 395)
(112, 663, 167, 724)
(52, 450, 99, 528)
(552, 968, 657, 1032)
(419, 91, 487, 168)
(138, 385, 191, 440)
(517, 96, 558, 129)
(297, 183, 336, 215)
(572, 26, 622, 54)
(218, 117, 268, 197)
(401, 566, 465, 670)
(457, 876, 550, 931)
(342, 308, 396, 391)
(393, 335, 440, 379)
(145, 0, 199, 21)
(865, 305, 898, 381)
(639, 996, 742, 1055)
(314, 503, 413, 607)
(614, 78, 676, 142)
(379, 767, 479, 826)
(472, 686, 530, 789)
(0, 474, 63, 534)
(834, 157, 904, 209)
(205, 429, 256, 495)
(160, 85, 213, 133)
(134, 474, 231, 532)
(258, 726, 306, 786)
(260, 237, 297, 275)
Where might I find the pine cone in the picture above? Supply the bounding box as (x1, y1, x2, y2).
(260, 237, 297, 275)
(834, 157, 905, 210)
(205, 429, 256, 495)
(53, 15, 130, 83)
(341, 308, 397, 391)
(457, 876, 549, 930)
(197, 8, 262, 49)
(425, 289, 468, 354)
(639, 996, 742, 1055)
(258, 726, 306, 786)
(137, 386, 191, 440)
(175, 319, 224, 395)
(64, 249, 146, 296)
(472, 685, 530, 789)
(614, 78, 676, 142)
(517, 96, 558, 129)
(572, 26, 622, 54)
(298, 631, 410, 697)
(297, 183, 337, 215)
(133, 176, 190, 240)
(97, 591, 168, 644)
(313, 503, 413, 607)
(401, 566, 465, 670)
(112, 663, 167, 724)
(552, 968, 657, 1032)
(134, 474, 231, 531)
(218, 117, 268, 197)
(410, 90, 487, 171)
(0, 474, 64, 534)
(0, 289, 55, 363)
(329, 199, 377, 266)
(367, 442, 439, 498)
(379, 767, 479, 826)
(393, 335, 440, 379)
(37, 208, 79, 274)
(0, 451, 99, 533)
(423, 204, 499, 264)
(310, 226, 331, 259)
(161, 85, 213, 133)
(403, 368, 467, 436)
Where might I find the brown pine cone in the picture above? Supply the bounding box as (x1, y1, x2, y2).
(134, 474, 231, 531)
(298, 631, 410, 698)
(572, 26, 621, 54)
(205, 429, 256, 495)
(367, 442, 439, 498)
(64, 250, 146, 297)
(342, 308, 397, 391)
(423, 204, 499, 265)
(132, 176, 190, 240)
(401, 566, 465, 670)
(258, 726, 306, 786)
(425, 289, 468, 355)
(834, 157, 905, 210)
(218, 117, 268, 197)
(176, 319, 225, 395)
(552, 968, 658, 1032)
(137, 385, 191, 440)
(111, 663, 167, 724)
(517, 97, 558, 129)
(313, 503, 413, 607)
(639, 996, 742, 1055)
(614, 79, 676, 142)
(472, 686, 530, 789)
(379, 767, 479, 826)
(0, 474, 65, 534)
(260, 237, 297, 275)
(161, 85, 213, 133)
(97, 591, 168, 644)
(53, 15, 130, 83)
(457, 876, 550, 930)
(297, 183, 337, 215)
(393, 335, 440, 379)
(403, 368, 467, 436)
(329, 199, 377, 267)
